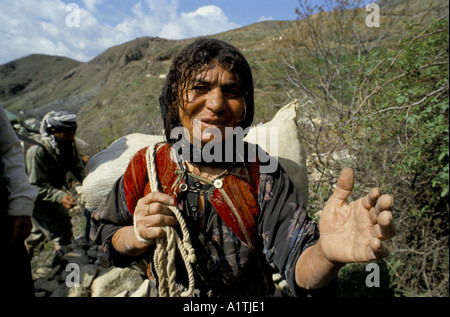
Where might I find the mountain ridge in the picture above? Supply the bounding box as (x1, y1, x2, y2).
(1, 0, 446, 150)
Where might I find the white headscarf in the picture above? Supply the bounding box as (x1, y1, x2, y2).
(39, 111, 77, 154)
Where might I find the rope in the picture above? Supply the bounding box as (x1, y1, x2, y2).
(142, 143, 197, 297)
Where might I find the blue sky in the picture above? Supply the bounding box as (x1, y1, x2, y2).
(94, 0, 302, 26)
(0, 0, 322, 65)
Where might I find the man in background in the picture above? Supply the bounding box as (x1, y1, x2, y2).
(26, 111, 86, 252)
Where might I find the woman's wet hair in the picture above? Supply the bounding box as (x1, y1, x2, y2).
(159, 38, 254, 144)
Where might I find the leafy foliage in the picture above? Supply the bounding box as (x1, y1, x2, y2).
(347, 15, 449, 296)
(362, 16, 449, 202)
(286, 0, 448, 296)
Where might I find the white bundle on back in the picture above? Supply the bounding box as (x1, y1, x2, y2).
(77, 133, 164, 209)
(245, 100, 309, 202)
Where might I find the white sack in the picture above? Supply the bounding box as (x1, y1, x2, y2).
(77, 133, 164, 209)
(245, 100, 309, 202)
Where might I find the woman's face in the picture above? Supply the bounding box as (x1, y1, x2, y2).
(179, 58, 245, 146)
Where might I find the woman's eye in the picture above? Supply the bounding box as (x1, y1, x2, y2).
(223, 88, 241, 98)
(192, 86, 208, 93)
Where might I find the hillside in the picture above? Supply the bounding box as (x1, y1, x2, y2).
(1, 0, 446, 151)
(0, 54, 82, 113)
(0, 21, 296, 151)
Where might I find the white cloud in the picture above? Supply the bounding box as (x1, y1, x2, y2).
(83, 0, 103, 14)
(0, 0, 240, 64)
(258, 16, 274, 22)
(160, 5, 239, 39)
(0, 0, 102, 63)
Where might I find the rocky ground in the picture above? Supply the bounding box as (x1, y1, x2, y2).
(30, 204, 150, 297)
(30, 206, 293, 297)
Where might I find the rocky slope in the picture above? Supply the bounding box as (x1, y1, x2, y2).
(30, 211, 293, 297)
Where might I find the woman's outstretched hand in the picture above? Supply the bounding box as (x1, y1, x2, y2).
(318, 167, 396, 264)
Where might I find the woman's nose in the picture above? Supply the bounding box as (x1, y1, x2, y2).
(205, 88, 226, 113)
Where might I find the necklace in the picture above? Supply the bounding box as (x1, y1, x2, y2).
(175, 162, 234, 196)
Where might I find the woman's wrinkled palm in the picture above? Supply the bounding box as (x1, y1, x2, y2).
(318, 168, 395, 264)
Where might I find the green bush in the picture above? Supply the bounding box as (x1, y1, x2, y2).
(288, 1, 448, 296)
(347, 16, 449, 297)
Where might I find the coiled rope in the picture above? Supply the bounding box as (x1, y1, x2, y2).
(137, 143, 197, 297)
